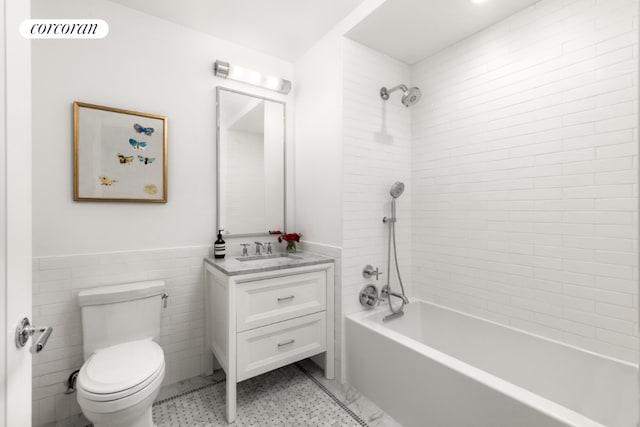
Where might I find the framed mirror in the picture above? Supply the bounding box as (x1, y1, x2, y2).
(216, 87, 286, 236)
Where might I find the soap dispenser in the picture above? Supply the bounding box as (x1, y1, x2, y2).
(214, 229, 226, 259)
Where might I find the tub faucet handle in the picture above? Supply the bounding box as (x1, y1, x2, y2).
(359, 284, 379, 309)
(362, 264, 382, 280)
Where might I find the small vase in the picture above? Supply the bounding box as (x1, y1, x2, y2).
(286, 242, 297, 253)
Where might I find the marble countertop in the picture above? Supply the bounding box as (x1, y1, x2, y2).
(204, 251, 334, 276)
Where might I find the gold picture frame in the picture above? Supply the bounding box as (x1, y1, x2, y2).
(73, 102, 168, 202)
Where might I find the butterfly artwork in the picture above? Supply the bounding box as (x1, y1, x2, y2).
(138, 155, 156, 165)
(129, 138, 148, 150)
(133, 123, 154, 136)
(144, 184, 158, 195)
(99, 176, 118, 186)
(117, 153, 134, 164)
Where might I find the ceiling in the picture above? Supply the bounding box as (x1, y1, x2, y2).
(108, 0, 366, 61)
(346, 0, 542, 64)
(108, 0, 542, 65)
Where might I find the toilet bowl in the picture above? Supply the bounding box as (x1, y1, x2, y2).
(76, 281, 167, 427)
(77, 338, 165, 427)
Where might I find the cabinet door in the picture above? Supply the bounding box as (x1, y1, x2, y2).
(236, 270, 326, 331)
(236, 312, 326, 382)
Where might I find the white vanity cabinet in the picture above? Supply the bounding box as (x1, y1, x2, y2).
(204, 255, 334, 422)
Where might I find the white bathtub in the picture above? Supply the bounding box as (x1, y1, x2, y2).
(346, 300, 638, 427)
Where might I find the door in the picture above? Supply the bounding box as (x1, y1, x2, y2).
(2, 1, 33, 426)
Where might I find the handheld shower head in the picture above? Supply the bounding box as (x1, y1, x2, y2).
(390, 181, 405, 199)
(380, 84, 422, 107)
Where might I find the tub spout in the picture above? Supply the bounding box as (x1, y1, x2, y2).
(383, 311, 405, 322)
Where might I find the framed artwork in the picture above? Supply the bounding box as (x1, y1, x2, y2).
(73, 101, 168, 202)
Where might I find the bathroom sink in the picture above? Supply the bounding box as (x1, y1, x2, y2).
(235, 253, 303, 262)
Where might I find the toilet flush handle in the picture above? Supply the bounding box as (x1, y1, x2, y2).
(162, 293, 169, 308)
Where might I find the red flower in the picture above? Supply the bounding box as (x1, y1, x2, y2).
(278, 232, 301, 243)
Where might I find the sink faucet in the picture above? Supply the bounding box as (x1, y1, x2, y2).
(254, 241, 265, 255)
(240, 243, 250, 257)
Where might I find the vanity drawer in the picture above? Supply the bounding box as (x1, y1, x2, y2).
(236, 312, 326, 382)
(236, 270, 326, 331)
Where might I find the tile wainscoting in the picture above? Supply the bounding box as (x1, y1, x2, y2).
(32, 245, 211, 426)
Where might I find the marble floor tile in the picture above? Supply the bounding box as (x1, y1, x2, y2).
(297, 360, 403, 427)
(49, 359, 402, 427)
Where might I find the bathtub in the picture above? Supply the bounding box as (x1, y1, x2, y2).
(346, 299, 638, 427)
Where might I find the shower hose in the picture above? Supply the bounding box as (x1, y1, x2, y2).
(386, 198, 408, 314)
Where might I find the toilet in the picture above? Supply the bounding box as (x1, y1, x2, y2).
(76, 280, 167, 427)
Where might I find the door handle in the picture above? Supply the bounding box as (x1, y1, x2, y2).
(15, 317, 53, 354)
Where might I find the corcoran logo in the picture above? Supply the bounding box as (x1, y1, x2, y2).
(20, 19, 109, 39)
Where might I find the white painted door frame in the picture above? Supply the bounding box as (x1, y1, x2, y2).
(2, 1, 33, 426)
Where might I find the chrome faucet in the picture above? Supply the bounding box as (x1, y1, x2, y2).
(240, 243, 250, 257)
(254, 241, 265, 255)
(265, 242, 273, 254)
(379, 285, 409, 305)
(379, 285, 409, 322)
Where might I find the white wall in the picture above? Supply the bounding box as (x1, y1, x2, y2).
(292, 0, 394, 382)
(411, 0, 638, 362)
(32, 0, 293, 257)
(293, 31, 344, 246)
(342, 39, 412, 317)
(293, 0, 387, 247)
(31, 0, 295, 424)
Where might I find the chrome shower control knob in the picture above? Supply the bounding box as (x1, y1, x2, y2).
(362, 264, 382, 280)
(359, 284, 379, 309)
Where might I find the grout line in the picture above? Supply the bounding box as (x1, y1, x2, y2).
(153, 377, 227, 407)
(294, 363, 370, 427)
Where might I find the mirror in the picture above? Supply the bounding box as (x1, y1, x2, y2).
(216, 87, 285, 236)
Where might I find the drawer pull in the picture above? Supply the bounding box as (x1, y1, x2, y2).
(277, 295, 295, 302)
(277, 339, 295, 348)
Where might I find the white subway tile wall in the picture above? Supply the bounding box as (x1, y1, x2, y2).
(411, 0, 638, 362)
(342, 39, 413, 317)
(31, 246, 210, 426)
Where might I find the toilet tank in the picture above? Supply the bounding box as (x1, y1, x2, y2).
(78, 280, 166, 359)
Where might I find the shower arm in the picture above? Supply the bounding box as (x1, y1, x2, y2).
(380, 84, 409, 100)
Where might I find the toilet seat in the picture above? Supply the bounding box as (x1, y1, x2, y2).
(78, 338, 165, 402)
(77, 361, 165, 415)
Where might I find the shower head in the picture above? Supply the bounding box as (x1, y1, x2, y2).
(402, 86, 422, 107)
(390, 181, 405, 199)
(380, 84, 422, 107)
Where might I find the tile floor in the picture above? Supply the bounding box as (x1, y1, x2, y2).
(45, 359, 402, 427)
(154, 363, 364, 426)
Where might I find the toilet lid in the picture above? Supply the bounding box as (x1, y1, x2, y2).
(78, 338, 164, 396)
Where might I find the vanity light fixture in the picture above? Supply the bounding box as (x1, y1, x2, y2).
(213, 60, 292, 94)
